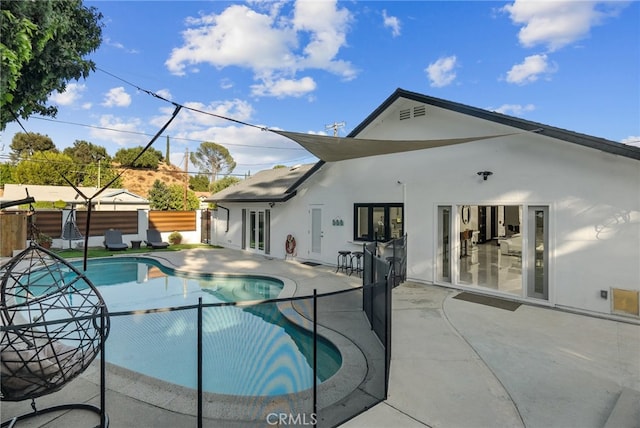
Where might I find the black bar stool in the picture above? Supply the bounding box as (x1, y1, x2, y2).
(349, 251, 363, 277)
(336, 250, 351, 273)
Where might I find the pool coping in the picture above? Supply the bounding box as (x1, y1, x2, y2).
(75, 254, 368, 422)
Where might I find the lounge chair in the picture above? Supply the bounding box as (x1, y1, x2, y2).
(104, 229, 128, 251)
(145, 229, 169, 249)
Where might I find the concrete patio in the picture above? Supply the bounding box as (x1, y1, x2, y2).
(2, 248, 639, 427)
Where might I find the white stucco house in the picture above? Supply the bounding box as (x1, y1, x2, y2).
(207, 88, 640, 320)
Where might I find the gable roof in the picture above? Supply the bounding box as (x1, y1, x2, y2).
(272, 88, 639, 193)
(352, 88, 640, 160)
(206, 164, 316, 203)
(0, 184, 148, 206)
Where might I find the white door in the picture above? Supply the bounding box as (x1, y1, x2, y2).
(310, 207, 323, 257)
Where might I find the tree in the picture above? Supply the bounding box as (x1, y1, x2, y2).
(148, 179, 198, 210)
(81, 162, 122, 188)
(63, 140, 110, 164)
(1, 0, 103, 129)
(13, 151, 77, 185)
(189, 174, 210, 192)
(148, 180, 171, 210)
(0, 163, 15, 185)
(210, 176, 240, 194)
(168, 184, 200, 210)
(114, 146, 163, 169)
(62, 140, 119, 186)
(190, 142, 236, 183)
(10, 132, 57, 162)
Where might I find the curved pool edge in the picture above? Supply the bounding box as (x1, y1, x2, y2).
(78, 253, 368, 420)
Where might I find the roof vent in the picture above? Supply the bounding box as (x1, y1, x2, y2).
(413, 105, 426, 117)
(399, 108, 411, 120)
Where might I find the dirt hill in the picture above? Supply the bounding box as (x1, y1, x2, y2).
(117, 162, 186, 198)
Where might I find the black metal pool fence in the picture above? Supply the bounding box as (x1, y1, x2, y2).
(1, 254, 400, 427)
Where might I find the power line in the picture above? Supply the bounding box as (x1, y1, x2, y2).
(96, 66, 266, 131)
(27, 116, 306, 151)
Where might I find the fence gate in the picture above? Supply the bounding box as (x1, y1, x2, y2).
(200, 209, 211, 244)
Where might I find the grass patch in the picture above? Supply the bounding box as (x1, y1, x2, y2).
(52, 243, 221, 259)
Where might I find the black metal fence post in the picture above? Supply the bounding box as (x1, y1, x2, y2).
(197, 297, 203, 428)
(313, 288, 318, 426)
(100, 305, 107, 427)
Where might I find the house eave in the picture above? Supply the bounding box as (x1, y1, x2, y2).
(206, 191, 298, 204)
(351, 88, 640, 161)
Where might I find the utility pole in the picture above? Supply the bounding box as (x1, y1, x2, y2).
(166, 135, 171, 166)
(184, 148, 189, 210)
(325, 121, 345, 137)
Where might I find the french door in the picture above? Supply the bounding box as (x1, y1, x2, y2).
(527, 206, 548, 300)
(248, 209, 270, 254)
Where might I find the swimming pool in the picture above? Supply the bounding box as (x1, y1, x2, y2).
(31, 257, 342, 396)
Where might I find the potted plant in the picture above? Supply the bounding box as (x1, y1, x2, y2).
(36, 232, 53, 249)
(168, 231, 182, 245)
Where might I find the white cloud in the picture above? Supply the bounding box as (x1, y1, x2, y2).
(104, 37, 140, 54)
(505, 54, 557, 85)
(49, 83, 86, 106)
(492, 103, 536, 116)
(382, 10, 401, 37)
(502, 0, 626, 51)
(150, 98, 255, 132)
(155, 89, 173, 100)
(251, 76, 316, 98)
(426, 56, 458, 88)
(622, 136, 640, 147)
(165, 1, 356, 97)
(220, 78, 234, 90)
(89, 115, 145, 146)
(169, 125, 310, 174)
(293, 1, 353, 72)
(102, 87, 132, 107)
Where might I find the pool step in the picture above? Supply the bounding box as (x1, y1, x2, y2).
(603, 388, 640, 428)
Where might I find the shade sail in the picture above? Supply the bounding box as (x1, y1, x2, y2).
(274, 130, 516, 162)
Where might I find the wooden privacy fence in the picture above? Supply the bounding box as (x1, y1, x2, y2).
(21, 210, 197, 238)
(149, 211, 196, 232)
(32, 211, 63, 237)
(76, 211, 139, 236)
(1, 211, 63, 238)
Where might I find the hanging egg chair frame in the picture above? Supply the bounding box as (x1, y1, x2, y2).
(1, 198, 109, 427)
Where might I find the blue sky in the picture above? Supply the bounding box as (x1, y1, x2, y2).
(2, 0, 638, 177)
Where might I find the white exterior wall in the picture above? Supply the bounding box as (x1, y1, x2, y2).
(213, 100, 640, 317)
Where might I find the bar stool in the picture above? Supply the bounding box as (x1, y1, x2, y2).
(349, 251, 363, 277)
(336, 250, 351, 274)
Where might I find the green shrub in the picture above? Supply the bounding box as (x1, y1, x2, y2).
(168, 231, 182, 245)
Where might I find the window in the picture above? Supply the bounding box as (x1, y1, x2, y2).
(353, 203, 403, 241)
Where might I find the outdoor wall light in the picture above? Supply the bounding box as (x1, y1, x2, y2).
(268, 202, 275, 208)
(477, 171, 493, 181)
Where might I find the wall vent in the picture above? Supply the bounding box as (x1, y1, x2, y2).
(413, 105, 426, 117)
(612, 288, 639, 317)
(399, 109, 411, 120)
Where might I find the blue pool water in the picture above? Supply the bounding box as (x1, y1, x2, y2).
(35, 257, 341, 396)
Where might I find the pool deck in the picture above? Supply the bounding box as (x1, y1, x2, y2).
(2, 247, 639, 428)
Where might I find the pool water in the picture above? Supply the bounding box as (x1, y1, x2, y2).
(32, 257, 342, 396)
